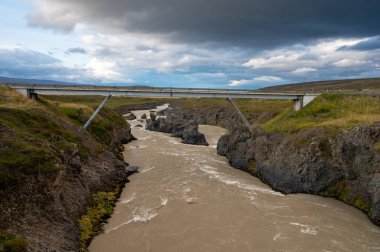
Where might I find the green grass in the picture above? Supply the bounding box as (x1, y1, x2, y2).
(79, 190, 119, 251)
(42, 95, 293, 125)
(0, 88, 126, 189)
(42, 95, 172, 111)
(0, 107, 74, 188)
(0, 232, 28, 252)
(259, 78, 380, 92)
(374, 142, 380, 153)
(171, 98, 292, 124)
(263, 94, 380, 132)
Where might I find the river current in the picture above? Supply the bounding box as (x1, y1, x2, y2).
(90, 105, 380, 252)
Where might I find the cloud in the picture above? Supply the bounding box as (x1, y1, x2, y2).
(332, 59, 367, 68)
(338, 36, 380, 51)
(228, 76, 284, 87)
(65, 47, 87, 55)
(27, 0, 380, 48)
(292, 68, 318, 74)
(0, 46, 133, 84)
(242, 39, 377, 72)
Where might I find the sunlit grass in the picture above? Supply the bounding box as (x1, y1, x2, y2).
(0, 87, 38, 109)
(263, 94, 380, 132)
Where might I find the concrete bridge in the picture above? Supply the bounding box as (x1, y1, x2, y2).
(3, 83, 319, 110)
(2, 83, 320, 132)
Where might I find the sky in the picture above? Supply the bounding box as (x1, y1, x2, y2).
(0, 0, 380, 89)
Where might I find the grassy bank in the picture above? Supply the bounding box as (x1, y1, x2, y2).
(42, 92, 380, 133)
(0, 87, 134, 250)
(258, 78, 380, 92)
(42, 95, 172, 113)
(263, 94, 380, 132)
(79, 189, 121, 251)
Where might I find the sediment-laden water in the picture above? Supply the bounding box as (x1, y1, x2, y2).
(90, 105, 380, 252)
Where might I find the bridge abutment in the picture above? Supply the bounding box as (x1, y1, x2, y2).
(27, 89, 38, 100)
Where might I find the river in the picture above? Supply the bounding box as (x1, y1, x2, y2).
(90, 105, 380, 252)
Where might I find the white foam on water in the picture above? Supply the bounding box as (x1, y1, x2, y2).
(181, 186, 198, 203)
(120, 192, 137, 204)
(141, 166, 155, 173)
(126, 145, 148, 150)
(168, 139, 181, 145)
(273, 232, 283, 241)
(160, 197, 168, 206)
(200, 165, 283, 197)
(290, 222, 319, 235)
(137, 136, 151, 141)
(106, 209, 158, 233)
(159, 151, 188, 157)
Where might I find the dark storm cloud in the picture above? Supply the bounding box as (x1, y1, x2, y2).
(338, 36, 380, 51)
(65, 47, 87, 55)
(28, 0, 380, 48)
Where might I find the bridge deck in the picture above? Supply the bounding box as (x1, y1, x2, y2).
(2, 83, 312, 100)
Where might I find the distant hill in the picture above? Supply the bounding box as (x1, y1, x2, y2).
(0, 76, 154, 89)
(258, 78, 380, 92)
(0, 76, 77, 85)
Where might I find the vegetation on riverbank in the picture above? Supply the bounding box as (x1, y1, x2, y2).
(79, 189, 121, 251)
(0, 87, 133, 250)
(263, 94, 380, 132)
(42, 93, 380, 134)
(258, 77, 380, 92)
(42, 95, 172, 114)
(0, 232, 28, 252)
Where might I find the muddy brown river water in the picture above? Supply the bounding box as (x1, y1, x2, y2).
(90, 105, 380, 252)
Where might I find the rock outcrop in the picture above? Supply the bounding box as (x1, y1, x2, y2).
(156, 102, 380, 225)
(146, 110, 208, 146)
(150, 112, 156, 121)
(0, 113, 136, 251)
(124, 113, 136, 120)
(217, 124, 380, 225)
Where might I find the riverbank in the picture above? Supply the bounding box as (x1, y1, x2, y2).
(90, 106, 380, 251)
(145, 94, 380, 225)
(0, 88, 135, 251)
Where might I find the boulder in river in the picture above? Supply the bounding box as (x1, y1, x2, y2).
(126, 166, 139, 175)
(181, 124, 208, 146)
(156, 108, 171, 116)
(124, 113, 136, 120)
(141, 113, 147, 119)
(134, 124, 143, 128)
(150, 112, 156, 121)
(146, 110, 208, 146)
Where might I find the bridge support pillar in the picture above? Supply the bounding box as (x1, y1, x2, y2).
(27, 89, 38, 100)
(293, 95, 318, 111)
(293, 98, 303, 111)
(83, 95, 112, 129)
(226, 98, 254, 134)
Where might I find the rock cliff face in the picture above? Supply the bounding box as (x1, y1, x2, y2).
(151, 104, 380, 225)
(146, 109, 208, 146)
(0, 118, 136, 251)
(217, 124, 380, 225)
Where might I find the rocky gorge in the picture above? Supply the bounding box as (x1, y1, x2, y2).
(0, 88, 141, 251)
(145, 102, 380, 226)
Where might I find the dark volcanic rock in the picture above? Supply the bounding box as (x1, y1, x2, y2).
(124, 113, 136, 120)
(141, 113, 147, 119)
(217, 124, 380, 225)
(150, 112, 156, 121)
(0, 122, 136, 251)
(126, 166, 139, 175)
(181, 124, 208, 145)
(157, 108, 171, 116)
(146, 110, 208, 146)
